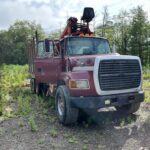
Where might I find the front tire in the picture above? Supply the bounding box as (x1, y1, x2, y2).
(115, 102, 141, 114)
(55, 85, 79, 125)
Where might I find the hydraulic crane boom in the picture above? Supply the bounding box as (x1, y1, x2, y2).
(60, 7, 95, 39)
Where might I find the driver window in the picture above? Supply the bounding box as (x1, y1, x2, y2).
(45, 41, 53, 56)
(43, 40, 54, 57)
(37, 41, 44, 57)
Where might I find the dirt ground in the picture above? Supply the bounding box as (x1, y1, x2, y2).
(0, 101, 150, 150)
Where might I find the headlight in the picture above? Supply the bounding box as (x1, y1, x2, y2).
(69, 79, 90, 89)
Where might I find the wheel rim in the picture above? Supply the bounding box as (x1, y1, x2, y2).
(57, 94, 65, 116)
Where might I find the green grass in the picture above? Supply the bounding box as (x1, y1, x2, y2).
(49, 127, 58, 137)
(143, 71, 150, 103)
(143, 66, 150, 80)
(82, 145, 88, 150)
(143, 81, 150, 103)
(142, 66, 150, 103)
(38, 138, 45, 145)
(68, 135, 78, 144)
(0, 64, 29, 117)
(0, 64, 54, 135)
(28, 115, 38, 132)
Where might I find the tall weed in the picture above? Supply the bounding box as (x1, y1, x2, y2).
(143, 66, 150, 80)
(0, 64, 29, 117)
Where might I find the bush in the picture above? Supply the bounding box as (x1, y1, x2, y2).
(0, 64, 29, 116)
(143, 66, 150, 80)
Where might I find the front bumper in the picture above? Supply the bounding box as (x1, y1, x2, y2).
(70, 91, 144, 109)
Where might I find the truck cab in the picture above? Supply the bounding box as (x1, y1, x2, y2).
(28, 8, 144, 125)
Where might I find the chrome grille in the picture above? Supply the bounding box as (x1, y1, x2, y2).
(98, 59, 141, 91)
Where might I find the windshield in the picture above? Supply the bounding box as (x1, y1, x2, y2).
(66, 37, 111, 56)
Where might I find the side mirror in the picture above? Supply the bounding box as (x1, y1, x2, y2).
(45, 39, 50, 52)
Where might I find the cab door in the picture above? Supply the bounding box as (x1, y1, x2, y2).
(34, 40, 54, 83)
(50, 40, 63, 83)
(40, 40, 55, 83)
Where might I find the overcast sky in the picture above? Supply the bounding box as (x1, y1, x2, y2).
(0, 0, 150, 33)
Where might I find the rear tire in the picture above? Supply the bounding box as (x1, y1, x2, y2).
(35, 82, 43, 96)
(115, 102, 141, 114)
(55, 85, 79, 125)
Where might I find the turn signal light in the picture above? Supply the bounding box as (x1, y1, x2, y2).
(69, 80, 77, 89)
(69, 79, 90, 89)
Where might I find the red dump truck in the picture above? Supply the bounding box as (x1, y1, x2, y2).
(28, 7, 144, 125)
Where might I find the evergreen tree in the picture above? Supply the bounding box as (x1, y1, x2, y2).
(129, 6, 148, 65)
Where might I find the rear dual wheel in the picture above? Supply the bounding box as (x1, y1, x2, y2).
(30, 78, 42, 95)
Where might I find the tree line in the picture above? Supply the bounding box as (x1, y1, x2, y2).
(0, 6, 149, 66)
(96, 6, 150, 66)
(0, 21, 45, 65)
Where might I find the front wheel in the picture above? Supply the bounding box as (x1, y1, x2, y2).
(115, 102, 141, 114)
(55, 85, 79, 125)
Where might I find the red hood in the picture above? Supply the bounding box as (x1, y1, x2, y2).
(68, 54, 113, 71)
